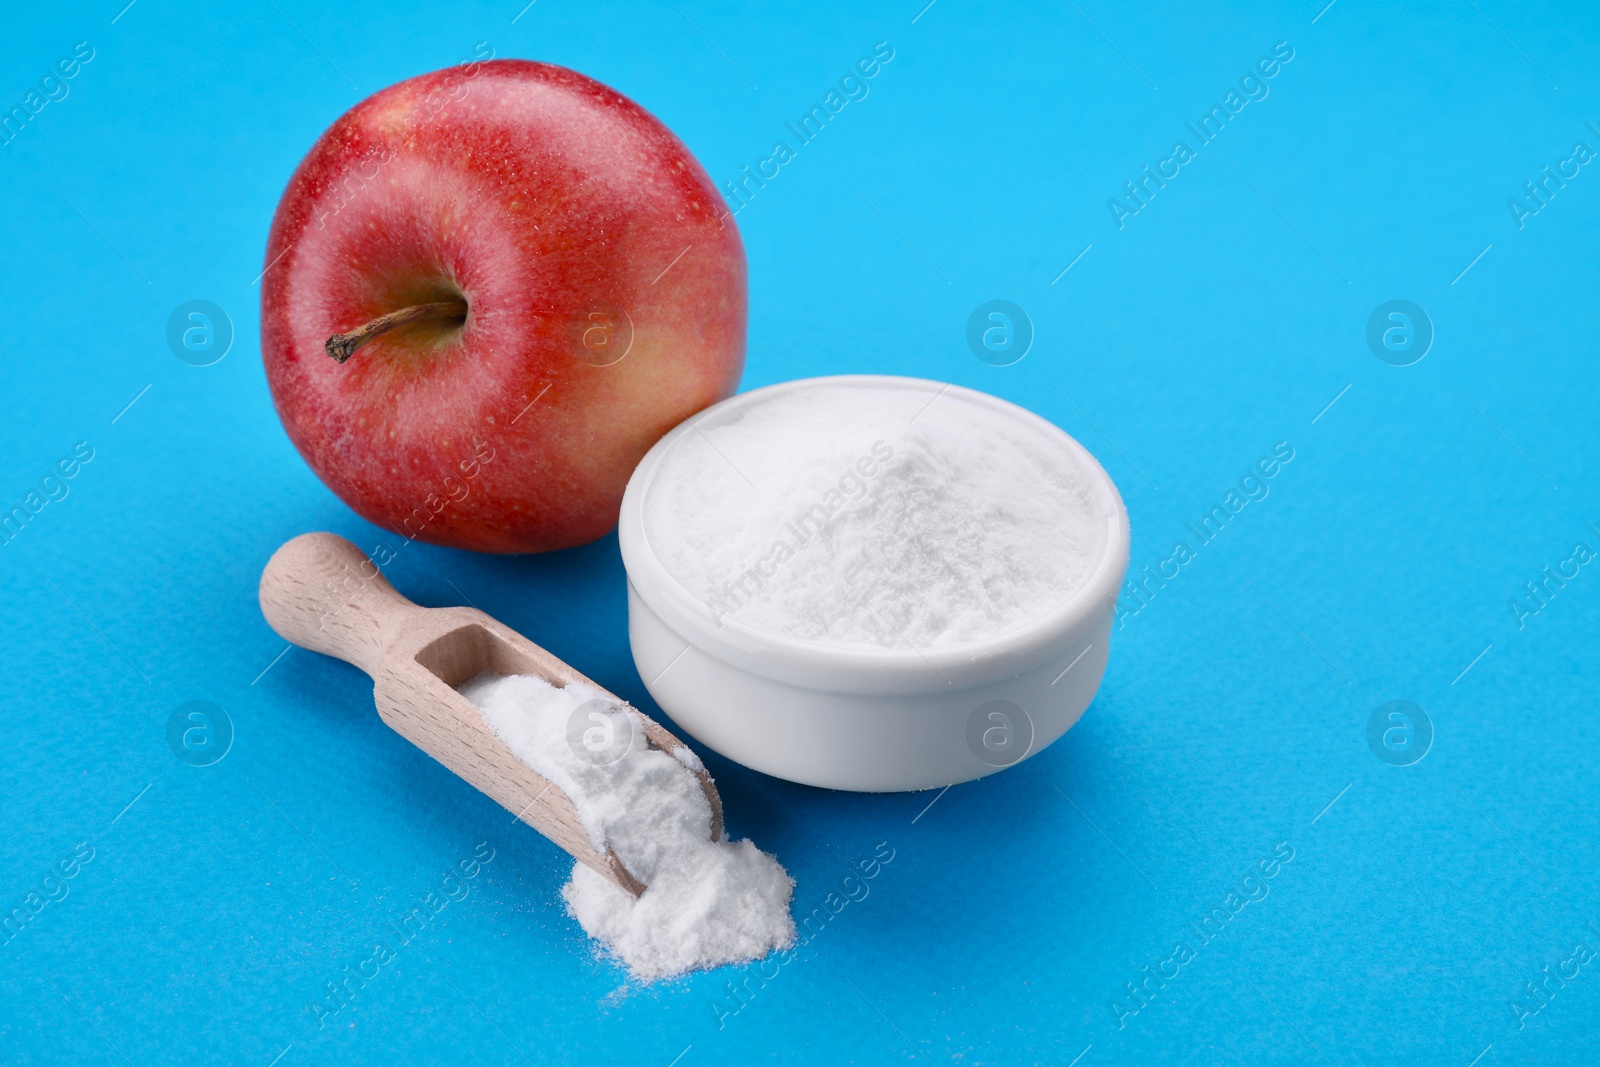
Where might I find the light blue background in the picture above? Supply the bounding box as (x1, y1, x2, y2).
(3, 1, 1598, 1064)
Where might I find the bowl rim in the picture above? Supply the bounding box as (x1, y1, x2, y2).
(618, 375, 1130, 693)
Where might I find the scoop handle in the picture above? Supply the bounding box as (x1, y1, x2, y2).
(259, 532, 416, 677)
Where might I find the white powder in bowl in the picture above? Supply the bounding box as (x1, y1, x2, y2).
(459, 671, 795, 981)
(642, 379, 1112, 649)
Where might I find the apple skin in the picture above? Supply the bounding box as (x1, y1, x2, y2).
(261, 59, 745, 553)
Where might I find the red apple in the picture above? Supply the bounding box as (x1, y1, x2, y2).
(261, 58, 745, 553)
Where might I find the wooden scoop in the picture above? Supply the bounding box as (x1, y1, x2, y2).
(258, 532, 722, 897)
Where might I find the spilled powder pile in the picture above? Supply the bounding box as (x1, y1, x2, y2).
(643, 379, 1112, 649)
(459, 671, 795, 981)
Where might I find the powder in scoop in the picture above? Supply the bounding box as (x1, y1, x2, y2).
(459, 671, 795, 981)
(643, 379, 1113, 648)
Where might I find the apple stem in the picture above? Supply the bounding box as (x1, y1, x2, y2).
(325, 299, 469, 363)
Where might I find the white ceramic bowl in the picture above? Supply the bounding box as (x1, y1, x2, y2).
(618, 375, 1129, 792)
